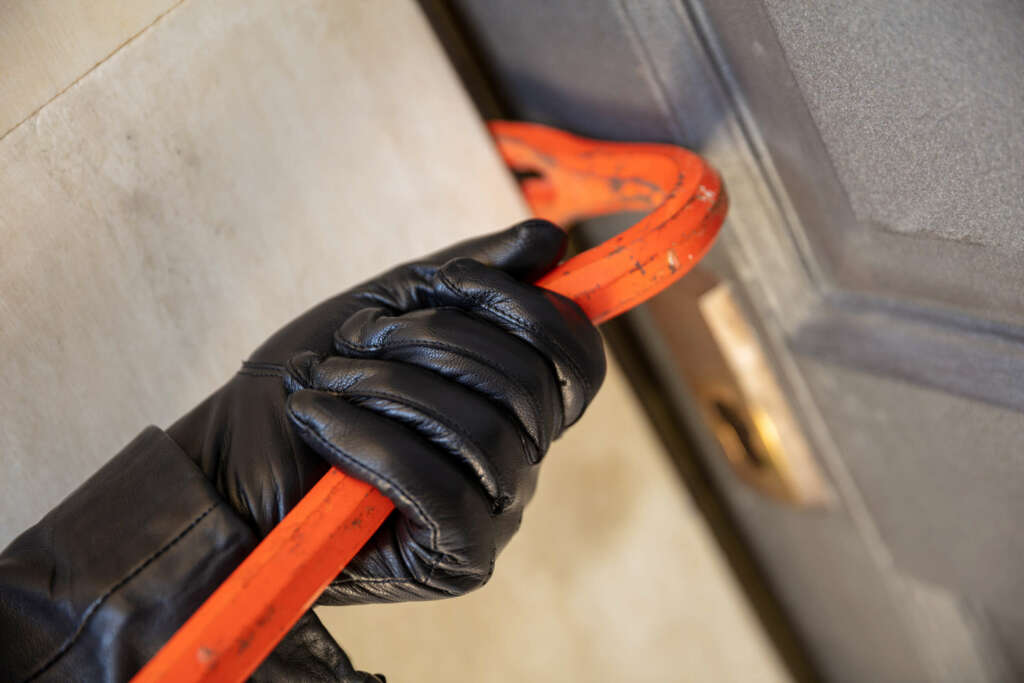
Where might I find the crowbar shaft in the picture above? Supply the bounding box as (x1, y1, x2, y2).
(132, 121, 727, 682)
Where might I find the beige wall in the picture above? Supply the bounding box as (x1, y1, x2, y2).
(0, 1, 788, 680)
(0, 0, 176, 138)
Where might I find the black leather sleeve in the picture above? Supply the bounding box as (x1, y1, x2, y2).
(0, 427, 381, 682)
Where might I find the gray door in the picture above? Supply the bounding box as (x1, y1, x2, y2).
(440, 1, 1024, 680)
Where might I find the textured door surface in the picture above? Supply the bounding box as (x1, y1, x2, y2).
(448, 1, 1023, 680)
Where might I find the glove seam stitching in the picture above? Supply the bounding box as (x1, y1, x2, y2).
(278, 386, 309, 528)
(23, 503, 220, 682)
(241, 360, 286, 372)
(334, 337, 547, 453)
(239, 369, 284, 378)
(341, 389, 517, 505)
(326, 575, 462, 600)
(292, 417, 472, 591)
(289, 416, 443, 556)
(435, 269, 593, 405)
(352, 289, 402, 313)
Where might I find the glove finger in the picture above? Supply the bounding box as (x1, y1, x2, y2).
(286, 388, 496, 570)
(333, 307, 563, 456)
(249, 220, 566, 364)
(342, 218, 570, 315)
(429, 258, 606, 427)
(317, 508, 517, 604)
(290, 355, 537, 511)
(420, 218, 566, 281)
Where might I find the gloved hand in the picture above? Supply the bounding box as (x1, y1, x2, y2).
(167, 219, 605, 604)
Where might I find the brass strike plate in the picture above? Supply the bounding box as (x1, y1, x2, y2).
(645, 268, 830, 506)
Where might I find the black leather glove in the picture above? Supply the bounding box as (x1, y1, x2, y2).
(168, 218, 606, 603)
(0, 219, 603, 682)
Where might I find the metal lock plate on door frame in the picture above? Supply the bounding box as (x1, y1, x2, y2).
(645, 267, 830, 506)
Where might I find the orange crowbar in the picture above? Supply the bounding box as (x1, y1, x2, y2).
(132, 121, 727, 682)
